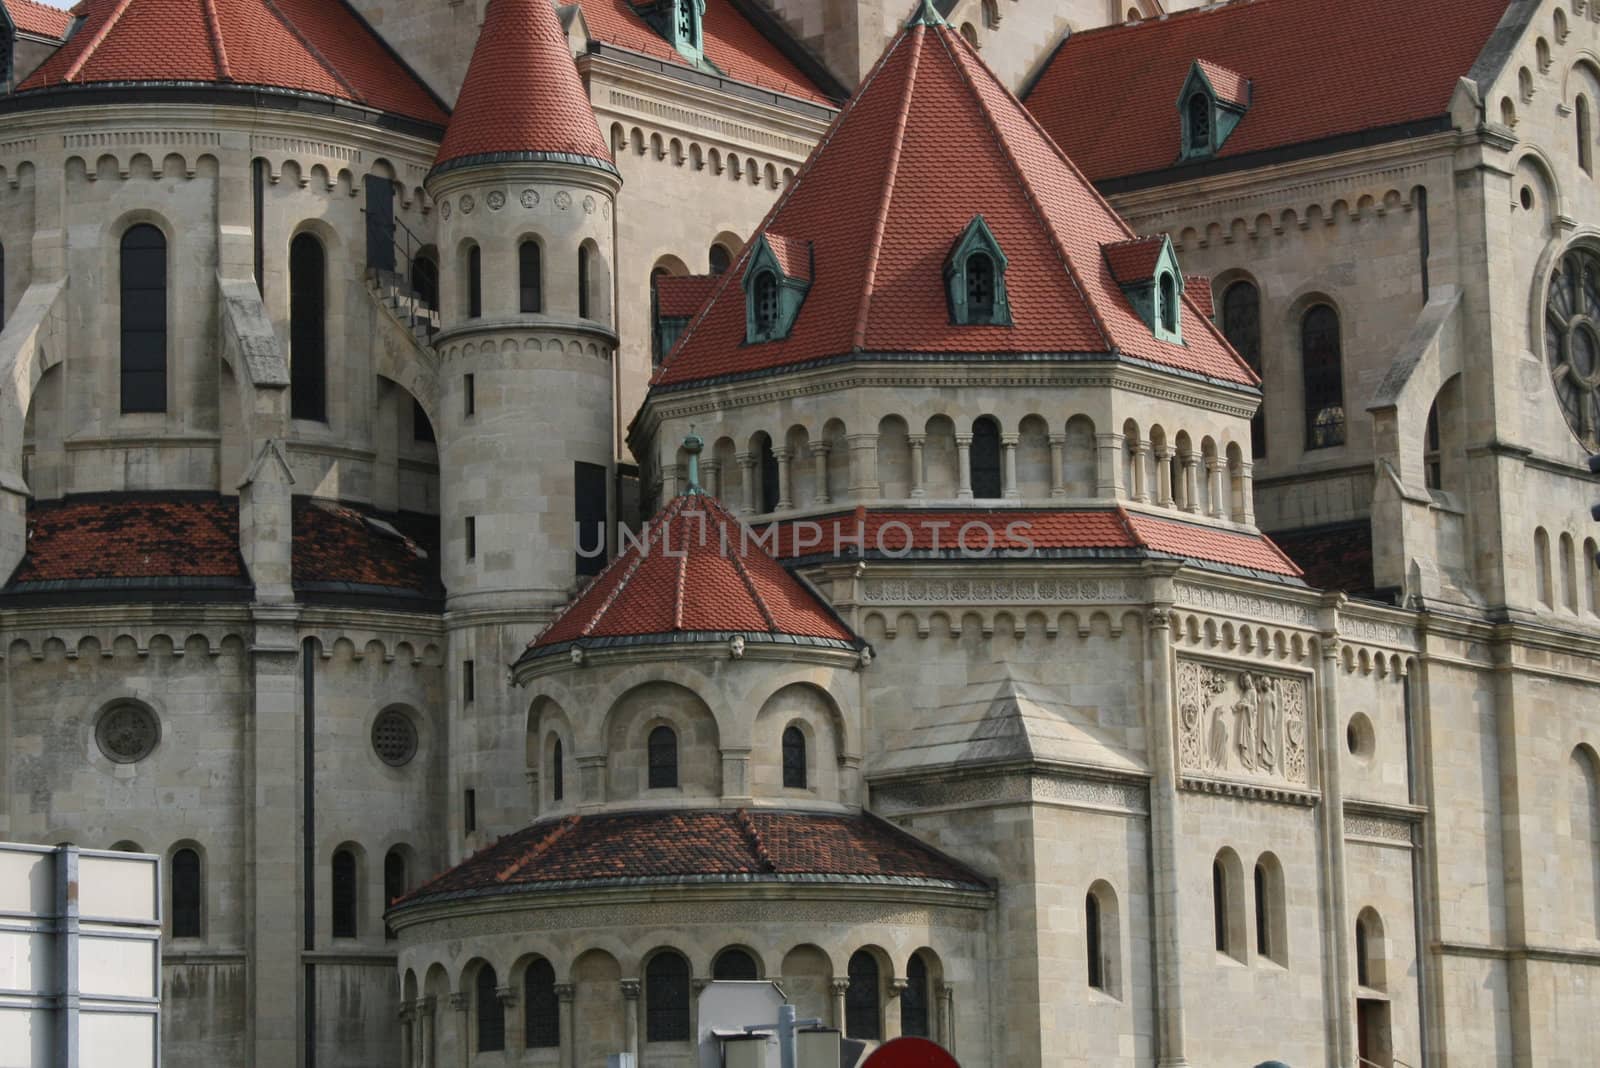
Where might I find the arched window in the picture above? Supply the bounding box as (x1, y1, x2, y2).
(519, 240, 542, 313)
(712, 948, 759, 980)
(782, 725, 807, 789)
(411, 253, 439, 311)
(1086, 891, 1104, 989)
(290, 233, 327, 422)
(1159, 272, 1177, 335)
(959, 22, 978, 48)
(332, 849, 358, 938)
(171, 847, 202, 939)
(120, 224, 167, 413)
(1187, 93, 1211, 154)
(971, 416, 1002, 499)
(844, 950, 881, 1040)
(578, 245, 592, 320)
(710, 243, 732, 275)
(753, 271, 779, 335)
(645, 952, 691, 1042)
(1085, 881, 1120, 995)
(1355, 914, 1370, 986)
(1212, 858, 1229, 953)
(1425, 401, 1442, 490)
(383, 848, 406, 941)
(1254, 862, 1270, 957)
(757, 433, 780, 513)
(1301, 304, 1346, 449)
(648, 725, 678, 789)
(1537, 527, 1554, 608)
(466, 244, 482, 319)
(477, 964, 505, 1051)
(981, 0, 999, 29)
(1222, 281, 1264, 457)
(1580, 96, 1593, 176)
(525, 958, 559, 1048)
(902, 953, 930, 1038)
(1354, 908, 1387, 990)
(966, 252, 996, 322)
(551, 737, 564, 802)
(1571, 747, 1600, 939)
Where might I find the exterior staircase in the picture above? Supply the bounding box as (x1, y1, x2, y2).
(364, 268, 440, 348)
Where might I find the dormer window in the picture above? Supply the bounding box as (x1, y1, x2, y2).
(946, 215, 1012, 326)
(1186, 92, 1211, 154)
(743, 233, 811, 343)
(642, 0, 706, 66)
(1104, 234, 1184, 344)
(1178, 60, 1250, 161)
(1159, 272, 1177, 335)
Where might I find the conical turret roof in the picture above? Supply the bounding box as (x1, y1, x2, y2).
(652, 2, 1254, 390)
(434, 0, 615, 176)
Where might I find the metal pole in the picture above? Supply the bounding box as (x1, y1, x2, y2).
(778, 1004, 795, 1068)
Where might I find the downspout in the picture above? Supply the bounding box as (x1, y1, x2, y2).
(302, 636, 317, 1068)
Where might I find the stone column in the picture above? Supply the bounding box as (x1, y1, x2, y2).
(1181, 455, 1200, 513)
(1155, 447, 1174, 507)
(1236, 462, 1255, 525)
(721, 747, 751, 801)
(703, 459, 722, 501)
(499, 985, 521, 1051)
(1000, 434, 1020, 499)
(418, 996, 436, 1068)
(847, 432, 880, 498)
(810, 442, 832, 506)
(1204, 458, 1223, 517)
(1317, 629, 1356, 1068)
(1097, 433, 1125, 499)
(399, 1002, 415, 1068)
(450, 992, 471, 1068)
(620, 979, 640, 1061)
(830, 977, 850, 1032)
(908, 435, 927, 498)
(955, 434, 974, 500)
(936, 983, 954, 1053)
(1132, 442, 1151, 503)
(1146, 604, 1189, 1066)
(774, 447, 794, 510)
(1048, 434, 1067, 498)
(555, 984, 576, 1068)
(736, 452, 757, 515)
(885, 977, 908, 1040)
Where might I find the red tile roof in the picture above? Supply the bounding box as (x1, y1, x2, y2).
(7, 494, 246, 590)
(1185, 274, 1214, 319)
(651, 13, 1255, 390)
(655, 273, 721, 318)
(434, 0, 613, 174)
(1103, 235, 1167, 285)
(757, 506, 1302, 579)
(394, 808, 992, 906)
(1268, 520, 1376, 597)
(6, 0, 73, 38)
(575, 0, 835, 105)
(1194, 59, 1249, 107)
(293, 497, 441, 600)
(525, 490, 859, 658)
(1025, 0, 1513, 183)
(19, 0, 448, 127)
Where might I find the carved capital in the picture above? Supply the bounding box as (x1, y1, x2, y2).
(772, 446, 793, 462)
(398, 1003, 416, 1023)
(907, 434, 927, 448)
(555, 983, 576, 1003)
(1000, 434, 1020, 448)
(736, 451, 756, 468)
(449, 992, 470, 1012)
(1048, 433, 1068, 447)
(496, 984, 517, 1007)
(418, 995, 437, 1016)
(620, 978, 641, 1000)
(809, 441, 833, 457)
(1147, 606, 1171, 630)
(888, 978, 909, 999)
(829, 978, 852, 996)
(692, 977, 713, 994)
(1320, 637, 1343, 661)
(954, 434, 973, 447)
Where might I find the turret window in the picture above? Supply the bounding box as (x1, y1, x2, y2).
(1187, 93, 1211, 154)
(290, 233, 327, 422)
(782, 725, 807, 788)
(742, 234, 811, 343)
(648, 725, 679, 789)
(754, 271, 778, 335)
(1159, 272, 1178, 335)
(967, 253, 996, 321)
(578, 245, 592, 320)
(466, 244, 483, 319)
(519, 240, 542, 314)
(946, 215, 1011, 326)
(120, 224, 168, 413)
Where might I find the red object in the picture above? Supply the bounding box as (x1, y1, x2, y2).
(654, 274, 721, 318)
(652, 15, 1255, 391)
(6, 0, 74, 39)
(863, 1037, 962, 1068)
(435, 0, 613, 172)
(20, 0, 448, 126)
(1025, 0, 1511, 183)
(10, 494, 244, 584)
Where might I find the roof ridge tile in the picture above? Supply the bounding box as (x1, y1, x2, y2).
(62, 0, 135, 82)
(199, 0, 231, 82)
(735, 808, 777, 872)
(493, 815, 580, 884)
(851, 23, 922, 353)
(259, 0, 357, 99)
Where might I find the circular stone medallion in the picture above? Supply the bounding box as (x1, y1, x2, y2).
(96, 702, 160, 764)
(372, 709, 419, 767)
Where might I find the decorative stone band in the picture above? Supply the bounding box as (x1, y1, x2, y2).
(1179, 776, 1319, 806)
(1343, 814, 1414, 844)
(428, 150, 621, 180)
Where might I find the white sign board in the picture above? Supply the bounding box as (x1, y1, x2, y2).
(699, 980, 787, 1068)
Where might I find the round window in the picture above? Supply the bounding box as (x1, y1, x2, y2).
(1346, 712, 1375, 759)
(95, 702, 160, 764)
(372, 709, 418, 767)
(1544, 246, 1600, 449)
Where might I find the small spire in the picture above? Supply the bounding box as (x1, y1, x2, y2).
(682, 429, 704, 495)
(906, 0, 946, 28)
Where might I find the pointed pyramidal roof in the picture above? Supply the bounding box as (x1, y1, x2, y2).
(651, 1, 1255, 391)
(521, 489, 860, 663)
(433, 0, 615, 177)
(19, 0, 448, 127)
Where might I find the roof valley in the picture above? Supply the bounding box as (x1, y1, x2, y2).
(260, 0, 358, 99)
(63, 0, 136, 83)
(851, 26, 921, 354)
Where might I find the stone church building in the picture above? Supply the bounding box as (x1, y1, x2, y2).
(0, 0, 1595, 1065)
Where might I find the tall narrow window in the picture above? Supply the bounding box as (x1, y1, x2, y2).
(648, 725, 678, 788)
(1254, 862, 1270, 957)
(519, 241, 542, 313)
(467, 245, 482, 319)
(758, 433, 780, 513)
(120, 224, 167, 413)
(1213, 859, 1229, 953)
(754, 271, 778, 335)
(290, 233, 327, 422)
(966, 253, 995, 322)
(971, 417, 1002, 499)
(1188, 93, 1211, 153)
(1414, 185, 1431, 302)
(171, 847, 202, 938)
(578, 245, 592, 320)
(464, 788, 477, 833)
(477, 964, 505, 1052)
(525, 959, 559, 1048)
(551, 738, 564, 802)
(332, 848, 358, 938)
(575, 460, 608, 577)
(902, 953, 930, 1038)
(710, 244, 732, 275)
(383, 849, 406, 941)
(1302, 304, 1346, 449)
(465, 516, 476, 561)
(1355, 915, 1371, 986)
(410, 254, 439, 311)
(782, 725, 807, 789)
(1425, 402, 1442, 490)
(1221, 281, 1264, 457)
(463, 659, 475, 704)
(844, 951, 881, 1040)
(1159, 272, 1178, 335)
(645, 952, 691, 1042)
(1581, 96, 1594, 176)
(464, 373, 476, 417)
(1086, 891, 1104, 989)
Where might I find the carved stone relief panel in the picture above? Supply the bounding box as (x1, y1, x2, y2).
(1176, 658, 1312, 790)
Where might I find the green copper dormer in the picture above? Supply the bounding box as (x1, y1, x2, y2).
(946, 215, 1012, 326)
(1104, 234, 1184, 345)
(743, 233, 811, 344)
(1177, 60, 1251, 161)
(636, 0, 707, 67)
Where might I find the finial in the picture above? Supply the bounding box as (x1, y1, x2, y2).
(682, 428, 704, 495)
(906, 0, 946, 27)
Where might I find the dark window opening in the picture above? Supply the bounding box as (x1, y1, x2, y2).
(575, 461, 608, 578)
(464, 788, 477, 833)
(757, 434, 780, 513)
(171, 848, 202, 938)
(902, 954, 930, 1038)
(410, 254, 439, 311)
(120, 224, 167, 413)
(1221, 281, 1265, 458)
(971, 417, 1002, 499)
(0, 242, 7, 332)
(645, 952, 691, 1042)
(331, 849, 358, 939)
(648, 725, 678, 789)
(525, 959, 559, 1048)
(477, 964, 505, 1052)
(551, 738, 565, 802)
(290, 233, 327, 422)
(1415, 185, 1431, 303)
(754, 271, 778, 335)
(463, 660, 475, 704)
(712, 949, 759, 980)
(781, 725, 807, 789)
(1302, 304, 1346, 449)
(1213, 860, 1228, 953)
(1254, 864, 1269, 957)
(467, 245, 482, 319)
(412, 400, 435, 443)
(578, 245, 592, 320)
(519, 241, 542, 314)
(1188, 92, 1211, 153)
(465, 516, 477, 561)
(966, 252, 995, 322)
(464, 372, 476, 417)
(651, 266, 669, 367)
(383, 849, 405, 941)
(1086, 892, 1104, 990)
(710, 244, 732, 275)
(844, 950, 881, 1040)
(1158, 272, 1178, 335)
(1355, 917, 1370, 986)
(1425, 403, 1442, 491)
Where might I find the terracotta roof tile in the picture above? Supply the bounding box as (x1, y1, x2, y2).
(20, 0, 448, 126)
(1025, 0, 1511, 183)
(655, 273, 721, 318)
(395, 808, 992, 906)
(1103, 235, 1166, 284)
(6, 0, 73, 38)
(7, 493, 246, 590)
(1194, 58, 1249, 107)
(292, 497, 441, 600)
(652, 14, 1256, 391)
(1185, 274, 1214, 318)
(1123, 510, 1301, 577)
(1268, 520, 1376, 596)
(574, 0, 834, 105)
(435, 0, 613, 173)
(525, 491, 859, 658)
